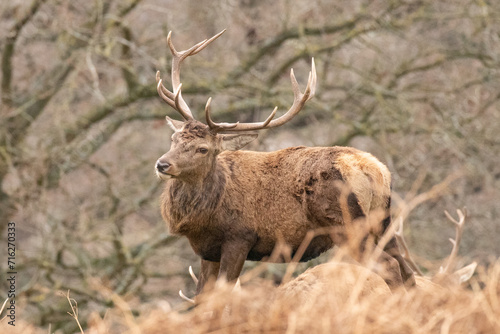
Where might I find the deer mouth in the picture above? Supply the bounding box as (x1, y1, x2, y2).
(156, 169, 171, 178)
(156, 169, 180, 180)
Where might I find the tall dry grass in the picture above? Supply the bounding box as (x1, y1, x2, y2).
(1, 255, 498, 333)
(76, 260, 500, 334)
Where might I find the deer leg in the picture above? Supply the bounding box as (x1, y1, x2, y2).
(196, 259, 220, 295)
(383, 236, 416, 288)
(218, 242, 250, 286)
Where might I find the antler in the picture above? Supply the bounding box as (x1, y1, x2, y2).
(397, 207, 470, 279)
(206, 58, 317, 132)
(156, 30, 226, 120)
(439, 208, 467, 275)
(156, 30, 316, 130)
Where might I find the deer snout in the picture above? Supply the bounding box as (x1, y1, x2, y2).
(156, 160, 171, 174)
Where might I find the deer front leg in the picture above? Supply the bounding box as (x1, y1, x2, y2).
(218, 241, 251, 286)
(196, 259, 220, 295)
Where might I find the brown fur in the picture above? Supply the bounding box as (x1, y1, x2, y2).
(275, 261, 476, 305)
(275, 262, 392, 306)
(156, 120, 415, 294)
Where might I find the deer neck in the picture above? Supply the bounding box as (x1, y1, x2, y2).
(163, 161, 226, 235)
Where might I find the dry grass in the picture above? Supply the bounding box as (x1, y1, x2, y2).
(1, 260, 498, 334)
(80, 260, 500, 334)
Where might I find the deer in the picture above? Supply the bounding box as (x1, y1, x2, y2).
(154, 30, 415, 297)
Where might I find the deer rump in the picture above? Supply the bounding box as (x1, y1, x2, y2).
(162, 145, 392, 264)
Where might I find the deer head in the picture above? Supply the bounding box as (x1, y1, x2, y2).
(155, 119, 258, 181)
(154, 30, 316, 182)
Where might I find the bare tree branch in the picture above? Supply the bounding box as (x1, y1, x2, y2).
(1, 0, 48, 106)
(227, 15, 370, 82)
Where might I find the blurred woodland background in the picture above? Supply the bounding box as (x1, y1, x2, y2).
(0, 0, 499, 331)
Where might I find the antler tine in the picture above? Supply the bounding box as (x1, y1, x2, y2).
(262, 106, 278, 127)
(205, 97, 239, 131)
(156, 75, 176, 108)
(156, 71, 177, 101)
(157, 75, 194, 121)
(189, 29, 226, 56)
(156, 71, 171, 95)
(158, 30, 226, 121)
(440, 208, 467, 275)
(177, 265, 200, 304)
(167, 29, 226, 60)
(173, 83, 191, 119)
(209, 58, 317, 132)
(308, 57, 317, 100)
(206, 97, 280, 132)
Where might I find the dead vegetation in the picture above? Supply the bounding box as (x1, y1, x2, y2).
(4, 257, 494, 334)
(61, 206, 500, 333)
(127, 263, 500, 334)
(8, 259, 492, 334)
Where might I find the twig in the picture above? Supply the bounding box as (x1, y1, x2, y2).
(64, 290, 85, 334)
(393, 170, 463, 224)
(395, 217, 424, 275)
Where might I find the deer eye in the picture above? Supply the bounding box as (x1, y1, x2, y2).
(196, 147, 209, 154)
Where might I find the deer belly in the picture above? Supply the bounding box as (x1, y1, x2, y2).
(295, 235, 334, 261)
(247, 234, 334, 262)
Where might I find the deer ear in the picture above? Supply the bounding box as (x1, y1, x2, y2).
(220, 133, 258, 151)
(166, 116, 185, 131)
(453, 262, 477, 284)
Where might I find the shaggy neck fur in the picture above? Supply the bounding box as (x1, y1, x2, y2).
(162, 159, 226, 235)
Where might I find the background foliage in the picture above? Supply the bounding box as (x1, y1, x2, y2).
(1, 0, 499, 331)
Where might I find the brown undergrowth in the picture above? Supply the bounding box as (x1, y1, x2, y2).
(81, 260, 500, 334)
(1, 260, 498, 333)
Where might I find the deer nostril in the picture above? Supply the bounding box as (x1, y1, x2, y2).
(156, 161, 171, 173)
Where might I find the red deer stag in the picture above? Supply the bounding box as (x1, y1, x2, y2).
(155, 30, 415, 295)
